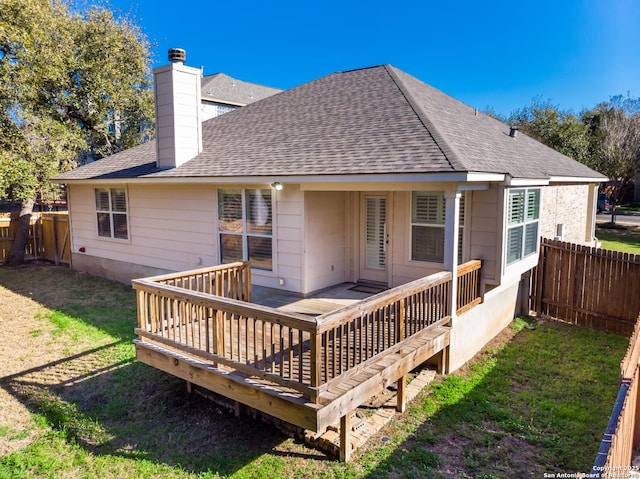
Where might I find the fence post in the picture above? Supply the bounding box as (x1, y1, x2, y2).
(53, 215, 60, 265)
(519, 270, 531, 316)
(534, 240, 546, 316)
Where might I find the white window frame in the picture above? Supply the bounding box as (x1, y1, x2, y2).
(217, 188, 274, 271)
(410, 191, 465, 264)
(504, 187, 541, 269)
(94, 187, 129, 241)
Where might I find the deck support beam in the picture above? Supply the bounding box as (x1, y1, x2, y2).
(135, 340, 321, 431)
(437, 347, 449, 375)
(396, 375, 407, 413)
(340, 413, 352, 462)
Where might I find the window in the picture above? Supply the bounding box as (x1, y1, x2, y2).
(95, 188, 128, 240)
(505, 188, 540, 266)
(215, 104, 236, 116)
(411, 192, 465, 263)
(218, 189, 273, 271)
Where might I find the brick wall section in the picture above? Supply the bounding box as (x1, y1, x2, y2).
(540, 184, 590, 244)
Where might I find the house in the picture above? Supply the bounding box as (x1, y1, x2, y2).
(200, 71, 282, 121)
(53, 51, 605, 374)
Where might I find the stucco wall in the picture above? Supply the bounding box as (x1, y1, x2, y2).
(449, 279, 520, 372)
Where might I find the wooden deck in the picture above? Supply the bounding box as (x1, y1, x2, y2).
(133, 261, 481, 460)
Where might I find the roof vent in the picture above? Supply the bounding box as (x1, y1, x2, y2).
(168, 48, 186, 63)
(509, 125, 519, 138)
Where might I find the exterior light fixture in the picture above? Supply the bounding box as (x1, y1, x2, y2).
(270, 182, 283, 191)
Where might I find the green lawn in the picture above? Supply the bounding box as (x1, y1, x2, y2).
(597, 224, 640, 254)
(0, 265, 629, 478)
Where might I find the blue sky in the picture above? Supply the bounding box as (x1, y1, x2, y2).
(108, 0, 639, 116)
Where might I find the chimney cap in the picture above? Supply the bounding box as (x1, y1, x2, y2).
(509, 125, 519, 138)
(168, 48, 186, 63)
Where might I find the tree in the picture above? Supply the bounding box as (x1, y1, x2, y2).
(0, 0, 154, 265)
(508, 97, 590, 165)
(584, 98, 640, 223)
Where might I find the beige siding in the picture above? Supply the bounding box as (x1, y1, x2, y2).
(389, 191, 445, 286)
(540, 184, 593, 244)
(304, 191, 348, 293)
(274, 186, 304, 292)
(68, 184, 217, 275)
(69, 183, 306, 288)
(468, 186, 501, 284)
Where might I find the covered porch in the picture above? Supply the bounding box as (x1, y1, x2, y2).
(133, 260, 482, 460)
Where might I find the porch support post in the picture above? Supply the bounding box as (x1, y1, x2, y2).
(444, 191, 461, 324)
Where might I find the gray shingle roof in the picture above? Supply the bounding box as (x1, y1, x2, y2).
(55, 65, 605, 182)
(201, 72, 282, 106)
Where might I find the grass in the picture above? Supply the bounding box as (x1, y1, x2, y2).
(596, 223, 640, 254)
(616, 205, 640, 214)
(0, 264, 630, 478)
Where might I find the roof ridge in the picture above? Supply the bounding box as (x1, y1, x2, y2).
(383, 65, 467, 172)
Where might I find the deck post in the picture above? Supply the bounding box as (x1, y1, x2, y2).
(437, 346, 449, 375)
(340, 413, 352, 462)
(396, 374, 407, 412)
(244, 262, 252, 302)
(310, 333, 322, 403)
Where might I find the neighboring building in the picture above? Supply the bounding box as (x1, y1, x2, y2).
(200, 72, 282, 121)
(53, 54, 605, 371)
(78, 63, 280, 165)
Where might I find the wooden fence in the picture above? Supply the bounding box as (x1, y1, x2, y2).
(531, 238, 640, 336)
(0, 212, 70, 265)
(592, 314, 640, 471)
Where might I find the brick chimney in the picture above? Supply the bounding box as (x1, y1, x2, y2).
(153, 48, 203, 169)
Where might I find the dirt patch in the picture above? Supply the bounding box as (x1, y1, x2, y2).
(0, 265, 117, 456)
(0, 280, 56, 454)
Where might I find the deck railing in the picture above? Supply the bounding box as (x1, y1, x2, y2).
(139, 261, 251, 301)
(133, 260, 482, 402)
(457, 260, 482, 315)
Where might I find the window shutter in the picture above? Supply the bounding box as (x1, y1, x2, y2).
(508, 189, 525, 224)
(524, 223, 538, 256)
(413, 192, 444, 224)
(247, 189, 272, 234)
(218, 190, 243, 232)
(112, 213, 128, 239)
(365, 197, 386, 269)
(95, 189, 110, 211)
(526, 189, 540, 220)
(506, 226, 523, 265)
(111, 189, 127, 212)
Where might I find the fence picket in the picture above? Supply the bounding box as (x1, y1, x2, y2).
(534, 239, 640, 336)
